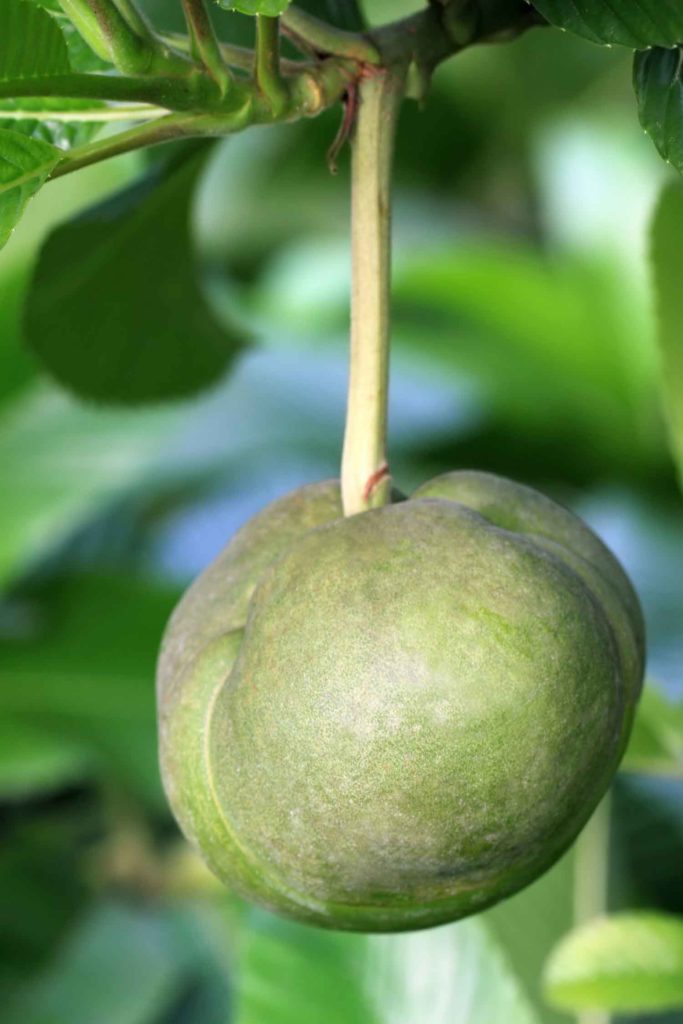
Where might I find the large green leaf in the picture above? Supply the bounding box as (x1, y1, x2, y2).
(544, 912, 683, 1013)
(237, 911, 541, 1024)
(0, 0, 71, 80)
(0, 148, 135, 405)
(532, 0, 683, 48)
(25, 146, 248, 404)
(651, 182, 683, 487)
(0, 574, 179, 805)
(0, 130, 60, 249)
(622, 684, 683, 779)
(635, 47, 683, 175)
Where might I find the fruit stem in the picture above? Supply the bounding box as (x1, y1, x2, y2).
(341, 68, 404, 516)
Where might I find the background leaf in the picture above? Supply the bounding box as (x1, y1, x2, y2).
(651, 182, 683, 488)
(0, 574, 178, 806)
(544, 912, 683, 1013)
(531, 0, 683, 48)
(635, 48, 683, 176)
(4, 902, 188, 1024)
(0, 383, 185, 585)
(622, 684, 683, 778)
(24, 146, 248, 404)
(0, 720, 89, 799)
(0, 130, 60, 249)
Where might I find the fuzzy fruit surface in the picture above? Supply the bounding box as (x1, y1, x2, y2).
(157, 471, 644, 932)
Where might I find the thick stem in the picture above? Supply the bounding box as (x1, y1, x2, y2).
(341, 68, 404, 516)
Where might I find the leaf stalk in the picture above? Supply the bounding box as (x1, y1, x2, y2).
(254, 16, 288, 117)
(181, 0, 232, 96)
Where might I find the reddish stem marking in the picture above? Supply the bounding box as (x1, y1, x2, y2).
(327, 80, 359, 174)
(362, 463, 390, 503)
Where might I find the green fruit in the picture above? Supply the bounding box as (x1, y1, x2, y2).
(157, 471, 644, 932)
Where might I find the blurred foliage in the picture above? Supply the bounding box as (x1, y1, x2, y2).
(1, 3, 683, 1023)
(544, 912, 683, 1015)
(652, 183, 683, 494)
(25, 144, 246, 404)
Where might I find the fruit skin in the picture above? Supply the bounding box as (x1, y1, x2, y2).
(157, 472, 644, 933)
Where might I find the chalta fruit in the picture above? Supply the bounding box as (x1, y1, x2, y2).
(157, 470, 644, 932)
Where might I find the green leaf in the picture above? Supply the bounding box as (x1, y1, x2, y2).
(531, 0, 683, 48)
(25, 147, 248, 404)
(0, 574, 179, 805)
(635, 47, 683, 175)
(544, 912, 683, 1013)
(0, 151, 135, 405)
(215, 0, 292, 16)
(0, 130, 60, 249)
(237, 911, 541, 1024)
(0, 719, 89, 798)
(0, 0, 71, 80)
(651, 182, 683, 487)
(623, 684, 683, 778)
(4, 902, 187, 1024)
